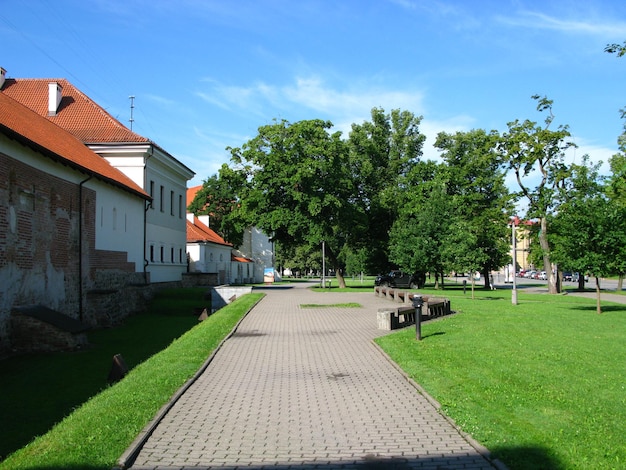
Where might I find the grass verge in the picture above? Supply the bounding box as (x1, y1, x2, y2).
(0, 291, 264, 469)
(375, 289, 626, 470)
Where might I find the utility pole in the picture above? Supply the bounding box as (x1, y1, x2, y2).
(129, 95, 135, 130)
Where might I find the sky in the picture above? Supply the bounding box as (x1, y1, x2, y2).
(1, 0, 625, 189)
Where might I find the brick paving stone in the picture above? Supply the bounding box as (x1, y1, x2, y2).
(125, 282, 499, 470)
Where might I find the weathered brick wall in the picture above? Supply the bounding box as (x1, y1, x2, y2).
(181, 272, 218, 288)
(0, 152, 145, 352)
(10, 315, 88, 353)
(0, 153, 86, 350)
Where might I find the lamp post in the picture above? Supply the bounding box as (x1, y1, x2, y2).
(322, 240, 326, 289)
(412, 294, 424, 341)
(511, 217, 518, 305)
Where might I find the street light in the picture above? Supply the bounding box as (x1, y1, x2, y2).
(510, 217, 518, 305)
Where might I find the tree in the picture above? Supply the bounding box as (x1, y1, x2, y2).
(435, 129, 513, 289)
(498, 96, 576, 294)
(605, 41, 626, 57)
(227, 118, 354, 287)
(551, 157, 626, 313)
(605, 120, 626, 290)
(188, 164, 248, 247)
(389, 164, 453, 289)
(346, 108, 425, 273)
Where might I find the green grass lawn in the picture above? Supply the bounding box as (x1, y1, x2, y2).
(0, 289, 263, 469)
(375, 288, 626, 470)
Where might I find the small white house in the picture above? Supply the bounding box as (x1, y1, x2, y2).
(186, 214, 234, 285)
(186, 185, 274, 284)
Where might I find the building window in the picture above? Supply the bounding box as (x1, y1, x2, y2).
(112, 207, 117, 231)
(170, 191, 174, 216)
(149, 181, 155, 209)
(171, 247, 174, 263)
(160, 185, 164, 212)
(179, 248, 183, 263)
(150, 245, 155, 262)
(160, 246, 164, 262)
(178, 194, 183, 219)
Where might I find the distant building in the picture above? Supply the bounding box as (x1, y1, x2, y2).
(186, 185, 273, 284)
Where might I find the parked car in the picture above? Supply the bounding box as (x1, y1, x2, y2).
(375, 270, 426, 289)
(563, 272, 573, 282)
(539, 271, 547, 280)
(571, 272, 589, 283)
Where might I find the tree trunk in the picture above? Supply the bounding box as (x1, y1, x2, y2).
(324, 244, 347, 288)
(618, 275, 624, 292)
(334, 269, 346, 288)
(595, 276, 602, 314)
(539, 216, 558, 294)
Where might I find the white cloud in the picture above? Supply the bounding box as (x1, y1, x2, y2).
(497, 10, 626, 37)
(196, 74, 426, 132)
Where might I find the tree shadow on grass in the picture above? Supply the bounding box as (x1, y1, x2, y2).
(569, 304, 626, 313)
(491, 444, 566, 469)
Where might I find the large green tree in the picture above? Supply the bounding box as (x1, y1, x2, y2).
(435, 129, 512, 289)
(346, 108, 425, 273)
(226, 118, 354, 287)
(498, 96, 576, 294)
(389, 161, 452, 289)
(551, 157, 626, 313)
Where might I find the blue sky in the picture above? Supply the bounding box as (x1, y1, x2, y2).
(1, 0, 625, 188)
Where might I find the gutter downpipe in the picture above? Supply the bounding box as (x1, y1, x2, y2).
(78, 175, 93, 322)
(143, 148, 154, 285)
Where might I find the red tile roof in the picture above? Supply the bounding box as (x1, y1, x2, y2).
(1, 78, 149, 143)
(231, 254, 252, 263)
(0, 92, 149, 199)
(186, 216, 232, 246)
(187, 185, 203, 207)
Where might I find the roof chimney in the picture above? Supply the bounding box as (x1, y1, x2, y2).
(0, 68, 6, 90)
(48, 82, 62, 116)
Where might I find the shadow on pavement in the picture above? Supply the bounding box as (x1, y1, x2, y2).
(119, 443, 562, 469)
(252, 285, 295, 290)
(13, 444, 565, 469)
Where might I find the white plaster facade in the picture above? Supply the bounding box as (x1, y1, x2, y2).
(186, 214, 233, 285)
(89, 143, 194, 283)
(237, 227, 275, 284)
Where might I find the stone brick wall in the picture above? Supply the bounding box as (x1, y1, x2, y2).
(0, 152, 145, 352)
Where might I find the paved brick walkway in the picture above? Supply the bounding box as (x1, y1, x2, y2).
(124, 282, 498, 469)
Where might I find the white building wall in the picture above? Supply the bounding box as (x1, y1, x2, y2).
(187, 242, 232, 285)
(240, 227, 274, 283)
(90, 144, 194, 283)
(90, 179, 145, 271)
(230, 261, 254, 284)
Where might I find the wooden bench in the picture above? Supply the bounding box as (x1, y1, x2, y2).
(375, 288, 452, 330)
